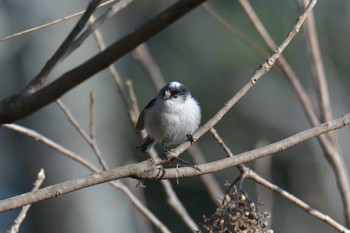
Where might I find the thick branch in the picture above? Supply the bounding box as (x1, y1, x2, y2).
(0, 113, 349, 213)
(0, 0, 206, 124)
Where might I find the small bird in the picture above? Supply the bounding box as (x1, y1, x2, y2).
(136, 81, 201, 153)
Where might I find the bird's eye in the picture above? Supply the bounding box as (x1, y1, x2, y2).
(173, 94, 178, 98)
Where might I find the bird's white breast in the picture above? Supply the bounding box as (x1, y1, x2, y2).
(145, 96, 201, 145)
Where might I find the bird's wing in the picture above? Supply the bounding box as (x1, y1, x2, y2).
(136, 98, 156, 131)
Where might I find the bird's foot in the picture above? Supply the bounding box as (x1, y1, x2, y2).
(186, 134, 195, 145)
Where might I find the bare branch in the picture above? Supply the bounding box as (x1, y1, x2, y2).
(114, 182, 171, 233)
(202, 3, 267, 58)
(0, 112, 348, 213)
(209, 127, 234, 157)
(7, 169, 45, 233)
(299, 0, 334, 138)
(64, 0, 134, 59)
(56, 98, 108, 169)
(89, 91, 97, 140)
(132, 44, 167, 90)
(56, 99, 90, 143)
(3, 124, 97, 170)
(160, 180, 198, 231)
(188, 145, 225, 204)
(88, 90, 109, 170)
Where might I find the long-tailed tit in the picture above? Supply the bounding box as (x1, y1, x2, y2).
(136, 81, 201, 153)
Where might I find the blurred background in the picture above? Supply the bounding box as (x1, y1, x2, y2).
(0, 0, 350, 232)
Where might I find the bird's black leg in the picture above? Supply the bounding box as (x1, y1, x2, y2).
(186, 134, 195, 145)
(162, 140, 200, 171)
(162, 141, 169, 157)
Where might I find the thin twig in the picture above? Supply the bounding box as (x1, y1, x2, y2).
(299, 0, 334, 140)
(65, 0, 134, 59)
(1, 112, 349, 213)
(89, 90, 96, 140)
(253, 139, 274, 215)
(126, 179, 153, 233)
(56, 99, 108, 170)
(160, 180, 198, 231)
(210, 127, 234, 157)
(7, 169, 45, 233)
(125, 80, 142, 128)
(132, 44, 167, 90)
(89, 91, 109, 170)
(188, 145, 225, 203)
(202, 3, 267, 58)
(114, 182, 171, 233)
(245, 167, 350, 233)
(56, 99, 90, 142)
(0, 0, 117, 43)
(3, 124, 97, 170)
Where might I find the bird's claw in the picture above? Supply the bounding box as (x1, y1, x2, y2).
(186, 134, 195, 145)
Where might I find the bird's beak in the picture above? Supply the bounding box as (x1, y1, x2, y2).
(164, 90, 171, 99)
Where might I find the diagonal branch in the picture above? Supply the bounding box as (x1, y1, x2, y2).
(0, 0, 207, 124)
(0, 112, 349, 214)
(165, 0, 317, 160)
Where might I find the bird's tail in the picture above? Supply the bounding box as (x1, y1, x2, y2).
(136, 136, 156, 153)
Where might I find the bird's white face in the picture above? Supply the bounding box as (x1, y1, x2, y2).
(137, 81, 201, 149)
(158, 82, 190, 111)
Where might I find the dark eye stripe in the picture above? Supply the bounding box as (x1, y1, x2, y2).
(171, 90, 180, 96)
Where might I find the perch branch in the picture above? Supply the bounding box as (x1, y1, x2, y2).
(0, 112, 348, 213)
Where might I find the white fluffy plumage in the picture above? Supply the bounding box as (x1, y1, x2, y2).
(136, 81, 201, 152)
